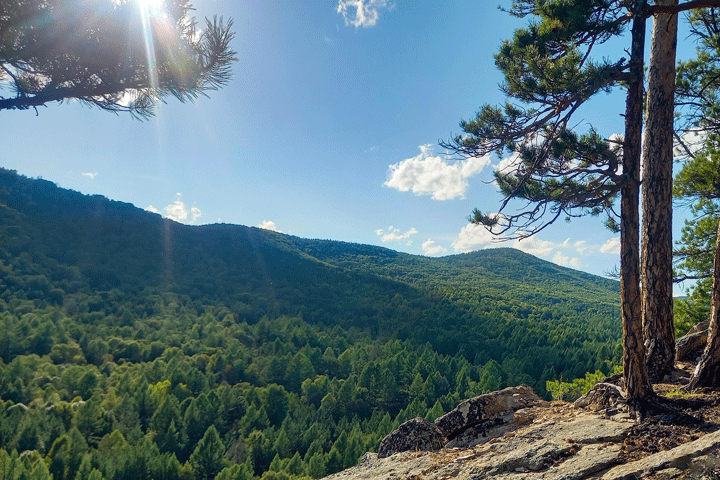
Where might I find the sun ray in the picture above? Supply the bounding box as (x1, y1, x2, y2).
(137, 0, 161, 91)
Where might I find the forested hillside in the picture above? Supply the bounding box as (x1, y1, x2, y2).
(0, 168, 622, 479)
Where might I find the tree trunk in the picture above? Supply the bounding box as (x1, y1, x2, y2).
(687, 218, 720, 389)
(641, 0, 679, 381)
(622, 1, 653, 407)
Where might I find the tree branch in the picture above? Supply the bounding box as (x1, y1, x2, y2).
(648, 0, 720, 15)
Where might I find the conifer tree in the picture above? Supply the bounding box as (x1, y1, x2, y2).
(425, 400, 445, 423)
(285, 452, 304, 476)
(306, 452, 327, 480)
(672, 7, 720, 388)
(0, 0, 236, 117)
(189, 425, 225, 480)
(215, 462, 254, 480)
(442, 0, 720, 405)
(641, 0, 679, 381)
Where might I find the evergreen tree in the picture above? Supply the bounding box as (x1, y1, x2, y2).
(268, 453, 283, 472)
(46, 428, 87, 480)
(441, 0, 651, 405)
(425, 400, 445, 423)
(74, 453, 94, 480)
(439, 0, 719, 405)
(305, 452, 326, 480)
(673, 139, 720, 328)
(262, 385, 290, 427)
(673, 8, 720, 388)
(285, 452, 304, 476)
(74, 395, 109, 447)
(189, 425, 225, 480)
(641, 0, 679, 380)
(0, 0, 236, 117)
(215, 462, 254, 480)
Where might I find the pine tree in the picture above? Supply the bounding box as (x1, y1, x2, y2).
(215, 462, 254, 480)
(439, 0, 720, 406)
(673, 7, 720, 389)
(641, 0, 679, 381)
(425, 400, 445, 423)
(0, 0, 236, 117)
(285, 452, 304, 476)
(189, 425, 226, 480)
(305, 452, 326, 480)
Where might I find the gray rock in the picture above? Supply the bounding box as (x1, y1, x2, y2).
(377, 417, 446, 459)
(434, 385, 542, 441)
(445, 412, 519, 449)
(524, 414, 633, 444)
(574, 381, 626, 411)
(601, 427, 720, 480)
(676, 319, 710, 362)
(486, 438, 575, 473)
(542, 443, 623, 480)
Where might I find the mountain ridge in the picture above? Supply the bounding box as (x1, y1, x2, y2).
(0, 167, 633, 480)
(0, 166, 622, 387)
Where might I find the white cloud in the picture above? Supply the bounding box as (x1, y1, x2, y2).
(512, 237, 555, 257)
(385, 144, 491, 200)
(337, 0, 393, 28)
(600, 237, 621, 254)
(375, 226, 418, 244)
(451, 223, 497, 252)
(81, 172, 98, 179)
(451, 223, 595, 270)
(573, 240, 590, 254)
(552, 251, 582, 269)
(422, 239, 447, 256)
(674, 130, 707, 159)
(145, 194, 202, 224)
(258, 220, 282, 232)
(494, 151, 522, 175)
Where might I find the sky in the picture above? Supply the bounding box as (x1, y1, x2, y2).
(1, 0, 703, 294)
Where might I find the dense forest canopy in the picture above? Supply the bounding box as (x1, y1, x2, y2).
(0, 168, 622, 479)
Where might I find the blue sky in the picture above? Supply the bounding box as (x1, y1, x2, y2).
(1, 1, 700, 293)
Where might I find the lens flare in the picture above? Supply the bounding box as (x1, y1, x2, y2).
(137, 0, 164, 13)
(137, 0, 163, 91)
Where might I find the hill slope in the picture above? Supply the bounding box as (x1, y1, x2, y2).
(0, 167, 624, 479)
(0, 168, 621, 383)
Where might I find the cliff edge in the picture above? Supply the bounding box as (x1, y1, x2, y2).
(323, 363, 720, 480)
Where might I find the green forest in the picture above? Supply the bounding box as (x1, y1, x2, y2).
(0, 168, 624, 480)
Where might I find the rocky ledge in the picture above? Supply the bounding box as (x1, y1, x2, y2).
(322, 383, 720, 480)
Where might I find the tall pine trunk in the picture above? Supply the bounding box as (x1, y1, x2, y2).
(622, 1, 653, 406)
(688, 218, 720, 389)
(641, 0, 678, 381)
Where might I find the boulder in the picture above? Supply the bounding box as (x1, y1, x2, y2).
(676, 319, 710, 362)
(574, 382, 626, 411)
(434, 385, 542, 444)
(377, 417, 446, 459)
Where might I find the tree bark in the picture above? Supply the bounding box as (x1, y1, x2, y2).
(622, 0, 653, 406)
(688, 218, 720, 389)
(641, 0, 678, 381)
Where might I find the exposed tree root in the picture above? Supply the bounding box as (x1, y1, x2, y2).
(577, 373, 710, 426)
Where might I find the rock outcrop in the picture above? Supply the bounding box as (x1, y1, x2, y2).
(323, 381, 720, 480)
(376, 385, 541, 459)
(435, 384, 542, 448)
(377, 417, 445, 459)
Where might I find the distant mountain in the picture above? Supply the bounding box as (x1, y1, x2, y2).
(0, 167, 620, 386)
(0, 167, 626, 480)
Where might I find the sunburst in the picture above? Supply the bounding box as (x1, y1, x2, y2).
(136, 0, 164, 13)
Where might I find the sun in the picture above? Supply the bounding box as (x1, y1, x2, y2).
(136, 0, 164, 13)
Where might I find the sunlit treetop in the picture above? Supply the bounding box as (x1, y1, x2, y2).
(0, 0, 236, 118)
